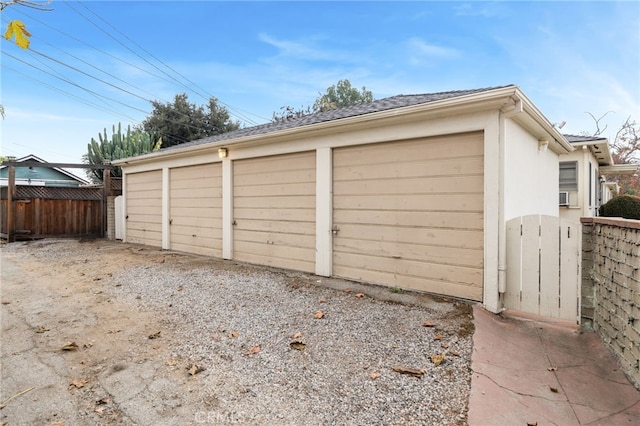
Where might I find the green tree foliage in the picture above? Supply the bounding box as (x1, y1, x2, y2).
(85, 123, 162, 182)
(141, 93, 240, 148)
(313, 79, 374, 112)
(272, 79, 374, 122)
(599, 195, 640, 219)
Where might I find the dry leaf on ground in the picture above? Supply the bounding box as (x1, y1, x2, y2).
(433, 334, 444, 340)
(392, 366, 425, 377)
(430, 354, 446, 366)
(35, 326, 50, 333)
(355, 293, 364, 298)
(245, 345, 261, 355)
(318, 297, 327, 303)
(61, 341, 79, 351)
(422, 321, 436, 327)
(292, 332, 302, 339)
(187, 364, 205, 376)
(314, 310, 324, 319)
(95, 407, 106, 415)
(290, 341, 306, 351)
(69, 378, 88, 389)
(148, 331, 161, 340)
(370, 372, 381, 380)
(177, 285, 183, 291)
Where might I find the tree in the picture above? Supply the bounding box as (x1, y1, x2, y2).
(272, 79, 374, 122)
(610, 118, 640, 195)
(140, 93, 240, 148)
(313, 79, 373, 112)
(85, 123, 162, 182)
(587, 113, 640, 195)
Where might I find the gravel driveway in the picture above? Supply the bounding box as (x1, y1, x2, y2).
(1, 239, 474, 425)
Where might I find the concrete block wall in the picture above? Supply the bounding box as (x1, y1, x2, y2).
(581, 217, 640, 388)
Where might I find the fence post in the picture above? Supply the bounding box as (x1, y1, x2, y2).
(6, 158, 16, 242)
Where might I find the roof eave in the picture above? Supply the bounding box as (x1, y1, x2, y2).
(510, 88, 573, 155)
(600, 164, 639, 176)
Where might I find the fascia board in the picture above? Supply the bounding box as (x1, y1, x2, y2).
(600, 164, 639, 175)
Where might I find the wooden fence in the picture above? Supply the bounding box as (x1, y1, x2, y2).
(1, 186, 104, 239)
(503, 214, 581, 322)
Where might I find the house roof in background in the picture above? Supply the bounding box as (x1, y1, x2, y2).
(162, 85, 516, 152)
(563, 134, 613, 166)
(0, 154, 89, 184)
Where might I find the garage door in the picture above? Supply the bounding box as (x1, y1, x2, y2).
(333, 132, 484, 301)
(126, 170, 162, 247)
(169, 163, 222, 257)
(233, 151, 316, 272)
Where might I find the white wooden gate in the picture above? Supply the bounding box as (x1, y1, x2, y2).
(504, 215, 580, 322)
(114, 195, 124, 240)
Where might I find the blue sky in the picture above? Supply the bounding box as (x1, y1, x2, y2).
(1, 1, 638, 168)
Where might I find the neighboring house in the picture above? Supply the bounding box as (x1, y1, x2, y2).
(114, 85, 574, 317)
(559, 135, 639, 223)
(0, 154, 89, 187)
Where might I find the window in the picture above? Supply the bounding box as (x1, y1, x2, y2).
(559, 161, 578, 191)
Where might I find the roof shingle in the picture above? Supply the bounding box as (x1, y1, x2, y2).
(162, 85, 514, 152)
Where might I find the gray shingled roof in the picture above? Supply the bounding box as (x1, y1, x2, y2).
(162, 85, 514, 152)
(563, 134, 607, 143)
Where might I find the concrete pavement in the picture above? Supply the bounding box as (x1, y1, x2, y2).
(468, 305, 640, 425)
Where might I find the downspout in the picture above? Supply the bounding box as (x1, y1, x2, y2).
(498, 98, 523, 298)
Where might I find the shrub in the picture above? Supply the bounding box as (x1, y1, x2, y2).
(599, 195, 640, 220)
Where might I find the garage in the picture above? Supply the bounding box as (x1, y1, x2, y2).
(169, 163, 222, 257)
(117, 85, 574, 314)
(126, 170, 162, 247)
(332, 132, 484, 300)
(232, 151, 316, 272)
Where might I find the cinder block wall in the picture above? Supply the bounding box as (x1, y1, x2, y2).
(581, 217, 640, 388)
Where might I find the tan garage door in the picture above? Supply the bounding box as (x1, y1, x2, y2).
(126, 170, 162, 247)
(169, 163, 222, 257)
(233, 151, 316, 272)
(333, 132, 484, 301)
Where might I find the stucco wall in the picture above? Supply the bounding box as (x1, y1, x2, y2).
(503, 120, 559, 221)
(581, 217, 640, 388)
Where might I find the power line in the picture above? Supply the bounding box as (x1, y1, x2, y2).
(1, 63, 142, 122)
(68, 0, 263, 126)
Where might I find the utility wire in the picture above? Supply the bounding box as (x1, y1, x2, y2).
(2, 63, 141, 122)
(69, 0, 264, 126)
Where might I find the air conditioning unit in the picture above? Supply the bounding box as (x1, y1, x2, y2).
(559, 191, 570, 206)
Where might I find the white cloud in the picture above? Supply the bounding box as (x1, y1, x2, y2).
(406, 37, 460, 65)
